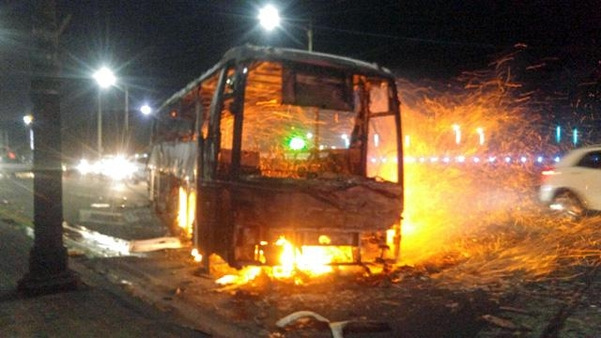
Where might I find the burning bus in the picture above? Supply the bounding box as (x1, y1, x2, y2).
(148, 45, 403, 271)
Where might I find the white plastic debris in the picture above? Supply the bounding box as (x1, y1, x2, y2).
(129, 237, 182, 253)
(276, 310, 350, 338)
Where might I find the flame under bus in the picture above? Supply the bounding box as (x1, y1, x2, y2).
(149, 46, 403, 271)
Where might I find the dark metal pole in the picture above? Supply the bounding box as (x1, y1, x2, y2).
(307, 19, 313, 52)
(123, 85, 129, 150)
(125, 85, 129, 133)
(18, 0, 79, 296)
(98, 89, 103, 157)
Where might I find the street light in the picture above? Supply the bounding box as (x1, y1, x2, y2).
(140, 104, 154, 148)
(93, 67, 116, 157)
(23, 115, 33, 125)
(23, 114, 34, 151)
(94, 67, 116, 88)
(258, 4, 313, 52)
(258, 4, 280, 31)
(140, 104, 152, 116)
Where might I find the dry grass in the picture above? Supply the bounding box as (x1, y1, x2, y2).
(398, 155, 601, 290)
(429, 209, 601, 290)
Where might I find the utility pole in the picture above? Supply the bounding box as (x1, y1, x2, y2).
(18, 0, 78, 295)
(307, 19, 313, 52)
(124, 85, 129, 150)
(97, 89, 103, 156)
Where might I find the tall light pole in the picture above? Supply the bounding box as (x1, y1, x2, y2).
(93, 67, 115, 157)
(124, 85, 129, 134)
(306, 19, 313, 52)
(140, 104, 153, 148)
(122, 85, 131, 153)
(476, 127, 485, 146)
(453, 124, 461, 145)
(258, 4, 313, 52)
(23, 114, 34, 151)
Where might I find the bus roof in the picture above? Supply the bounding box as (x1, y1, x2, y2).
(158, 45, 395, 112)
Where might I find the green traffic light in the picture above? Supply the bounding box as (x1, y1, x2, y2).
(289, 136, 306, 150)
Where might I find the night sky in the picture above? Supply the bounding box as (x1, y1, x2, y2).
(0, 0, 599, 156)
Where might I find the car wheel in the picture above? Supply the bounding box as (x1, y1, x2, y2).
(552, 191, 585, 220)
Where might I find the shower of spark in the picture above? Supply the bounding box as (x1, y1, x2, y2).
(397, 48, 552, 268)
(396, 46, 601, 288)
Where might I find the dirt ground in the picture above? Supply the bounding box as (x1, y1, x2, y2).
(73, 244, 601, 338)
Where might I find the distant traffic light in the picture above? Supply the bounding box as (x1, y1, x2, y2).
(288, 136, 306, 150)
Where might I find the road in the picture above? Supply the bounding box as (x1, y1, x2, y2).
(0, 220, 210, 337)
(0, 172, 209, 337)
(0, 173, 268, 337)
(2, 172, 601, 337)
(0, 173, 167, 241)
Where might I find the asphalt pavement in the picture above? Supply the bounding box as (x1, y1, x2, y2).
(0, 174, 211, 337)
(0, 218, 208, 337)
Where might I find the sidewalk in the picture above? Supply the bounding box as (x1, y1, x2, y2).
(0, 219, 207, 337)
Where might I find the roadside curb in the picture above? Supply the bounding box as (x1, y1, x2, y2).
(68, 251, 263, 338)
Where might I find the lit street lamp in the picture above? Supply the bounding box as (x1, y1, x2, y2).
(93, 67, 116, 157)
(23, 114, 33, 125)
(94, 67, 116, 88)
(258, 4, 280, 31)
(140, 104, 154, 148)
(258, 4, 314, 52)
(23, 114, 34, 151)
(140, 104, 152, 115)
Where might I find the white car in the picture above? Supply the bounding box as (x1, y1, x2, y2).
(539, 145, 601, 218)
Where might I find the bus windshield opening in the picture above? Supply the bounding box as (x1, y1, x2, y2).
(232, 61, 397, 182)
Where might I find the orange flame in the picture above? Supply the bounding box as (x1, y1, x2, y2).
(191, 248, 203, 263)
(177, 187, 195, 237)
(272, 236, 356, 278)
(206, 228, 401, 286)
(216, 266, 262, 286)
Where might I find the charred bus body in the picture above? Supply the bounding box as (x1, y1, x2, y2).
(148, 46, 403, 269)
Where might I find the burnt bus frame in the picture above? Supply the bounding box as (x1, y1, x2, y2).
(150, 46, 404, 270)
